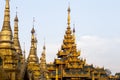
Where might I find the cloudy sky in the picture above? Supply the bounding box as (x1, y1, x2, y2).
(0, 0, 120, 74)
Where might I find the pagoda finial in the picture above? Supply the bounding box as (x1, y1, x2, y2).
(16, 7, 18, 15)
(43, 38, 46, 50)
(31, 27, 35, 47)
(31, 17, 35, 34)
(72, 24, 76, 44)
(31, 27, 35, 34)
(67, 5, 71, 28)
(73, 24, 75, 33)
(33, 17, 35, 28)
(14, 7, 18, 21)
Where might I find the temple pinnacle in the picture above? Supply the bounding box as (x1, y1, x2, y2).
(67, 6, 71, 27)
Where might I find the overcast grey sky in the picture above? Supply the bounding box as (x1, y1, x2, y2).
(0, 0, 120, 74)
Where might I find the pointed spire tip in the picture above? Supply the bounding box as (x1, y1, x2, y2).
(43, 38, 46, 50)
(31, 27, 35, 33)
(14, 8, 18, 22)
(73, 24, 75, 33)
(67, 6, 71, 12)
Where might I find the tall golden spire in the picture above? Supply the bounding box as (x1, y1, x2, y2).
(27, 27, 40, 80)
(40, 42, 46, 69)
(13, 10, 22, 55)
(57, 6, 74, 58)
(0, 0, 12, 45)
(62, 6, 73, 50)
(27, 27, 38, 64)
(40, 42, 47, 80)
